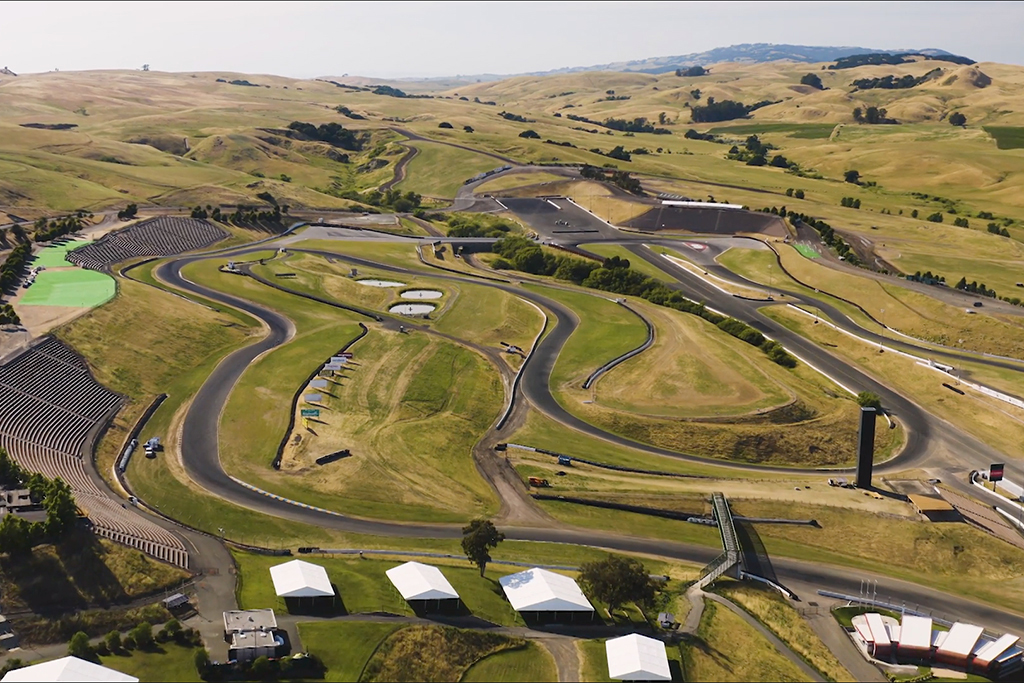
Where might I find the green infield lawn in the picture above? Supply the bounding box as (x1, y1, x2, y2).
(793, 244, 820, 259)
(19, 268, 115, 307)
(462, 641, 558, 682)
(98, 642, 202, 682)
(299, 621, 402, 682)
(32, 239, 94, 267)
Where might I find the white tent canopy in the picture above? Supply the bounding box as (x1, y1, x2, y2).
(1, 656, 138, 682)
(386, 561, 460, 601)
(605, 634, 672, 682)
(270, 559, 334, 598)
(498, 567, 593, 613)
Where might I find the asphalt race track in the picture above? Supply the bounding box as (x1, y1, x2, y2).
(150, 215, 1024, 634)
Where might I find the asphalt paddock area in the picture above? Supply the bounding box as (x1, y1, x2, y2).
(625, 206, 788, 237)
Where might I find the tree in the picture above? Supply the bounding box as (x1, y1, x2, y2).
(844, 170, 861, 184)
(580, 555, 657, 613)
(194, 648, 211, 677)
(518, 129, 540, 139)
(0, 448, 23, 487)
(117, 204, 138, 221)
(606, 145, 631, 161)
(800, 73, 824, 89)
(44, 477, 77, 538)
(463, 125, 474, 133)
(251, 656, 276, 679)
(856, 392, 882, 410)
(438, 121, 453, 129)
(68, 631, 93, 660)
(105, 630, 121, 653)
(0, 514, 35, 556)
(132, 622, 154, 650)
(461, 519, 505, 576)
(794, 189, 805, 199)
(949, 112, 967, 126)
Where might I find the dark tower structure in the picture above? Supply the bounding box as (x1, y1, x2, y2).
(856, 406, 877, 488)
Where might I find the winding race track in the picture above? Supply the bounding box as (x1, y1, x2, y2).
(152, 210, 1024, 634)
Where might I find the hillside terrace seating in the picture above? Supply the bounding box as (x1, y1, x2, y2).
(0, 338, 188, 568)
(68, 217, 227, 271)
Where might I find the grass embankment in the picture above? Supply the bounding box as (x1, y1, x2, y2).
(98, 642, 202, 682)
(529, 280, 898, 467)
(831, 605, 901, 628)
(179, 258, 502, 523)
(396, 141, 502, 198)
(462, 641, 558, 682)
(474, 171, 566, 194)
(299, 621, 403, 682)
(768, 242, 1024, 360)
(682, 599, 811, 682)
(716, 582, 853, 681)
(59, 274, 256, 488)
(361, 625, 527, 682)
(763, 305, 1024, 464)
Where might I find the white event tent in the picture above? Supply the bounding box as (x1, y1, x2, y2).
(605, 633, 672, 681)
(498, 567, 594, 621)
(270, 559, 334, 598)
(1, 656, 138, 682)
(386, 561, 461, 610)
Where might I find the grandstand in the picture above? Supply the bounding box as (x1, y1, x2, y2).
(0, 337, 188, 568)
(68, 217, 227, 271)
(624, 205, 787, 236)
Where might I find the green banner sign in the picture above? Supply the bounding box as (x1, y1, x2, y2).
(301, 409, 320, 418)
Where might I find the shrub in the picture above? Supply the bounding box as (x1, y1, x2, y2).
(857, 392, 882, 410)
(68, 631, 92, 659)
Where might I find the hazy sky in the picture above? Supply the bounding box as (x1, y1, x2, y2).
(4, 1, 1022, 78)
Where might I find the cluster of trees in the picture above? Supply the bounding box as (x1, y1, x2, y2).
(949, 112, 968, 126)
(844, 170, 861, 184)
(785, 188, 806, 199)
(226, 204, 286, 227)
(190, 205, 224, 221)
(65, 620, 205, 668)
(333, 105, 365, 120)
(851, 72, 936, 90)
(907, 270, 945, 285)
(691, 98, 751, 123)
(0, 304, 20, 325)
(286, 121, 362, 150)
(499, 111, 531, 123)
(0, 243, 31, 293)
(840, 197, 862, 209)
(830, 52, 974, 70)
(955, 277, 997, 298)
(852, 106, 898, 124)
(564, 113, 670, 135)
(371, 85, 409, 98)
(543, 139, 576, 148)
(926, 212, 945, 223)
(589, 145, 632, 161)
(491, 237, 797, 367)
(684, 129, 723, 143)
(676, 66, 708, 77)
(725, 135, 797, 169)
(579, 165, 643, 194)
(988, 223, 1012, 237)
(337, 188, 422, 213)
(800, 73, 824, 89)
(788, 213, 862, 266)
(445, 215, 515, 239)
(116, 204, 138, 221)
(0, 448, 78, 554)
(35, 213, 85, 241)
(599, 95, 631, 102)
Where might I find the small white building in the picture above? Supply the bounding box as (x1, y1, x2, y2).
(386, 561, 460, 611)
(605, 633, 672, 681)
(1, 656, 138, 682)
(270, 559, 336, 611)
(498, 567, 594, 622)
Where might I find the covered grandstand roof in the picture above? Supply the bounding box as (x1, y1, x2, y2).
(975, 634, 1021, 666)
(605, 633, 671, 681)
(385, 561, 459, 601)
(937, 623, 985, 659)
(269, 559, 334, 598)
(1, 656, 138, 682)
(900, 615, 932, 652)
(498, 568, 593, 612)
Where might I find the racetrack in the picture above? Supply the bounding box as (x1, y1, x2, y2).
(146, 222, 1024, 635)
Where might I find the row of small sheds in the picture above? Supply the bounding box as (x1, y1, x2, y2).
(854, 612, 1022, 677)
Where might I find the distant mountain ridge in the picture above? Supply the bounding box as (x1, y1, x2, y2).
(529, 43, 965, 75)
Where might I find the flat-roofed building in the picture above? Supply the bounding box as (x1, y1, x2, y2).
(899, 615, 933, 659)
(936, 623, 985, 667)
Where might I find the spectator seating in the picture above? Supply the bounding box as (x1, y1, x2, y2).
(68, 217, 227, 271)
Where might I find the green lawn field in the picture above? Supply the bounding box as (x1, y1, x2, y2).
(19, 268, 115, 307)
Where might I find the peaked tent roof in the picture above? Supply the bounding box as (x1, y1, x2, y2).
(386, 561, 460, 601)
(605, 634, 671, 681)
(1, 656, 138, 682)
(269, 559, 334, 598)
(498, 567, 593, 612)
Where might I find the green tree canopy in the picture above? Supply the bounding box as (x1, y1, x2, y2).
(856, 392, 882, 410)
(68, 631, 93, 660)
(461, 519, 505, 576)
(579, 555, 657, 612)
